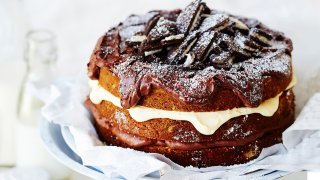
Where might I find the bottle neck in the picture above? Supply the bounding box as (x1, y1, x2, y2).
(24, 30, 57, 82)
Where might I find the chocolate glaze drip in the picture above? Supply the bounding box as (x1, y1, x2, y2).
(88, 0, 293, 109)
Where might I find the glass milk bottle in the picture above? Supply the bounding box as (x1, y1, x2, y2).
(16, 30, 70, 179)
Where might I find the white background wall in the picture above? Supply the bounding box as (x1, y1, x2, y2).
(0, 0, 319, 178)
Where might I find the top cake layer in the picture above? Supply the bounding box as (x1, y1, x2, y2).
(88, 0, 293, 110)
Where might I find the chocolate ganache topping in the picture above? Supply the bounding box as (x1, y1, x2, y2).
(88, 0, 293, 109)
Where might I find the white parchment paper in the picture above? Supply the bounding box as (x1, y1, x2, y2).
(33, 69, 320, 180)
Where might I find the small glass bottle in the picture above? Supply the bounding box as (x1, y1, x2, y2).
(17, 30, 57, 124)
(16, 30, 70, 179)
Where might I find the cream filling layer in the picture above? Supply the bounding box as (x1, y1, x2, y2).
(89, 76, 296, 135)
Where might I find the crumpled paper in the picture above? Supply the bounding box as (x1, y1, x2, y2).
(34, 72, 320, 180)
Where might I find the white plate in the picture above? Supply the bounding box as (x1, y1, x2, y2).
(39, 118, 107, 179)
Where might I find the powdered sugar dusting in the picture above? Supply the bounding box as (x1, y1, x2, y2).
(119, 25, 145, 41)
(226, 124, 240, 136)
(115, 111, 127, 124)
(199, 13, 229, 32)
(173, 128, 200, 142)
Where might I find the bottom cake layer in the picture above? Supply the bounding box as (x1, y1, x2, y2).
(85, 90, 295, 167)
